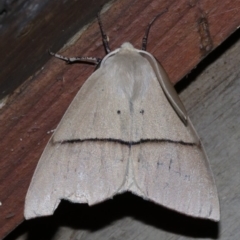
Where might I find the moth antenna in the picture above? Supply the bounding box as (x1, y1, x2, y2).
(48, 49, 101, 65)
(97, 12, 111, 54)
(142, 9, 168, 51)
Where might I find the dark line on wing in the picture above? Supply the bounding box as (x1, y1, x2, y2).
(55, 138, 197, 147)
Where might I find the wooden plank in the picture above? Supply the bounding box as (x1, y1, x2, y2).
(5, 18, 240, 240)
(0, 0, 111, 99)
(1, 0, 240, 238)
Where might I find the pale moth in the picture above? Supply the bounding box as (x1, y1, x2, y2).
(25, 12, 220, 221)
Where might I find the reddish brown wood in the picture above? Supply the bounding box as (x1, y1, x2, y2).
(0, 0, 240, 238)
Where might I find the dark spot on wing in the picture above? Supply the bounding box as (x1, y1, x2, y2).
(169, 159, 173, 171)
(184, 175, 190, 181)
(157, 161, 163, 167)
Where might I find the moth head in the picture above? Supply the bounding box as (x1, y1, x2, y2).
(120, 42, 134, 50)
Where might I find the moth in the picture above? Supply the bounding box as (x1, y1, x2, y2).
(24, 12, 220, 221)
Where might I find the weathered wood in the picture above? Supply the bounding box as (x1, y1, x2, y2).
(0, 0, 111, 100)
(1, 0, 240, 239)
(5, 21, 240, 240)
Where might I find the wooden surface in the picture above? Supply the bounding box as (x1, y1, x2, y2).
(0, 0, 111, 100)
(1, 0, 240, 239)
(4, 21, 240, 240)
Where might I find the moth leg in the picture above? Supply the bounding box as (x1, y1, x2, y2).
(97, 12, 111, 54)
(49, 50, 101, 65)
(142, 9, 168, 50)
